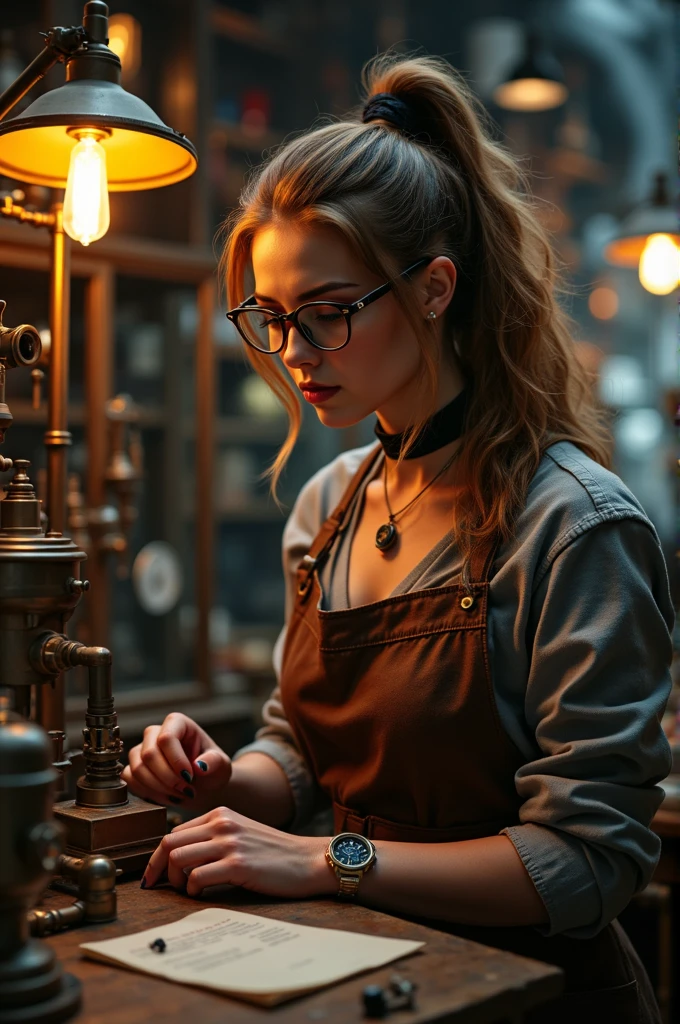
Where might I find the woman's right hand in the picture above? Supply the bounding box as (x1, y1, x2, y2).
(122, 713, 233, 811)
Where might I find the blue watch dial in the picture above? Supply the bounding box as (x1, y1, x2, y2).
(332, 836, 371, 868)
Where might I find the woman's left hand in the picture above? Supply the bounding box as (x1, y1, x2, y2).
(141, 805, 335, 899)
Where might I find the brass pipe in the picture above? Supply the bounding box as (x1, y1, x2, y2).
(84, 269, 114, 647)
(30, 634, 127, 807)
(29, 853, 117, 936)
(39, 204, 72, 736)
(45, 202, 72, 536)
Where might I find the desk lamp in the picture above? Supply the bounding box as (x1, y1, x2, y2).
(0, 0, 197, 736)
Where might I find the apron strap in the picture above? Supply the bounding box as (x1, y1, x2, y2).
(296, 443, 503, 599)
(296, 444, 383, 600)
(463, 530, 503, 591)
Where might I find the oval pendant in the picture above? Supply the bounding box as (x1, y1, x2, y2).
(375, 521, 397, 552)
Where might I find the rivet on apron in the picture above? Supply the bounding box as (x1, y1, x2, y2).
(460, 595, 475, 610)
(298, 576, 312, 597)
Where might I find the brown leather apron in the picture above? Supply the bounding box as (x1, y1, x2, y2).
(280, 446, 660, 1024)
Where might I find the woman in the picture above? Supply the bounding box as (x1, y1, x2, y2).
(124, 54, 673, 1022)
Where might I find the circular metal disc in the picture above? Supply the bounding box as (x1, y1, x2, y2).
(132, 541, 183, 615)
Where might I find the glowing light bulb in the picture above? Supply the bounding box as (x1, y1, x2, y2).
(638, 233, 680, 296)
(63, 131, 110, 247)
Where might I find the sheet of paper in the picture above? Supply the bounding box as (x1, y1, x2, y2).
(80, 906, 425, 1006)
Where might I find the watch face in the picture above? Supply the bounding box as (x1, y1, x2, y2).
(331, 834, 372, 868)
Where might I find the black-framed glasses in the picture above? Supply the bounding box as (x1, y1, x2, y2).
(225, 257, 432, 354)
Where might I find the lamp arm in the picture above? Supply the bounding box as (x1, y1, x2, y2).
(0, 25, 86, 122)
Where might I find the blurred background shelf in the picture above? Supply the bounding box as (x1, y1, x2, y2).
(210, 5, 296, 58)
(210, 119, 285, 154)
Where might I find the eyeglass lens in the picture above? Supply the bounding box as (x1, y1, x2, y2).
(237, 305, 349, 352)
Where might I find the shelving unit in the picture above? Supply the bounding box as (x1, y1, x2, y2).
(209, 5, 296, 57)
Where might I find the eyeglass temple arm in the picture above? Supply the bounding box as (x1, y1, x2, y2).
(345, 257, 433, 313)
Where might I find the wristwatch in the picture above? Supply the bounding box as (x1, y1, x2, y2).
(325, 832, 377, 898)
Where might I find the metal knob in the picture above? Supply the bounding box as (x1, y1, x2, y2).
(66, 578, 90, 595)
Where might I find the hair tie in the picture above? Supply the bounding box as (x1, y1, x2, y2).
(362, 93, 412, 133)
(361, 91, 451, 156)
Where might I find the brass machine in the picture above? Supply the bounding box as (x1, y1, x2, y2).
(0, 304, 166, 871)
(0, 700, 83, 1023)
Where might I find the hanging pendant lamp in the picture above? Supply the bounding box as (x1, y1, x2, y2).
(493, 31, 568, 113)
(604, 172, 679, 297)
(604, 172, 679, 267)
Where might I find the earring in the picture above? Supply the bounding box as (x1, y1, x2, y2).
(427, 311, 437, 320)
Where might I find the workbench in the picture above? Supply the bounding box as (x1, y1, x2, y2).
(40, 880, 563, 1024)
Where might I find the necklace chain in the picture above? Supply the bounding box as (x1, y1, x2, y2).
(382, 448, 460, 525)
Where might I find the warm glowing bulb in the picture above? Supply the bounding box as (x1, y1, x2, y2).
(493, 78, 568, 112)
(62, 132, 110, 247)
(638, 233, 680, 296)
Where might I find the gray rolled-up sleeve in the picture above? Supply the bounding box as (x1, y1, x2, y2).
(501, 516, 674, 937)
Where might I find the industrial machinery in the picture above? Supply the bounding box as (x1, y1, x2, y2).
(0, 301, 166, 870)
(0, 697, 82, 1023)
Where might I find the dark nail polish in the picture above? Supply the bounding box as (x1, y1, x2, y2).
(180, 769, 193, 784)
(183, 787, 194, 798)
(168, 795, 182, 804)
(197, 760, 208, 772)
(140, 876, 146, 889)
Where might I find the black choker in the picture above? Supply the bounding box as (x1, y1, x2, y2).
(374, 387, 470, 460)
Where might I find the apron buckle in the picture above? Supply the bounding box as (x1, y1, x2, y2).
(297, 555, 317, 598)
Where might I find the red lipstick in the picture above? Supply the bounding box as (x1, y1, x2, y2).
(299, 383, 341, 405)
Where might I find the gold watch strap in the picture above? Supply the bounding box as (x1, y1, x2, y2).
(336, 872, 362, 898)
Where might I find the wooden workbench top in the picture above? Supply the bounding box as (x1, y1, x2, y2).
(39, 881, 563, 1023)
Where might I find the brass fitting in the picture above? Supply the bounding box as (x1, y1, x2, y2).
(29, 852, 117, 936)
(30, 633, 128, 808)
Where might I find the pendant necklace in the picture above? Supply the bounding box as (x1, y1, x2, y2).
(375, 449, 460, 553)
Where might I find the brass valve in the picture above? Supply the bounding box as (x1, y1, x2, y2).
(0, 299, 42, 369)
(0, 300, 42, 444)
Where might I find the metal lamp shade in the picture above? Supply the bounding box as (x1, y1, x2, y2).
(604, 205, 680, 267)
(0, 77, 197, 191)
(493, 48, 568, 112)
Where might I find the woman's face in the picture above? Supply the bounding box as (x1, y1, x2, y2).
(250, 220, 458, 432)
